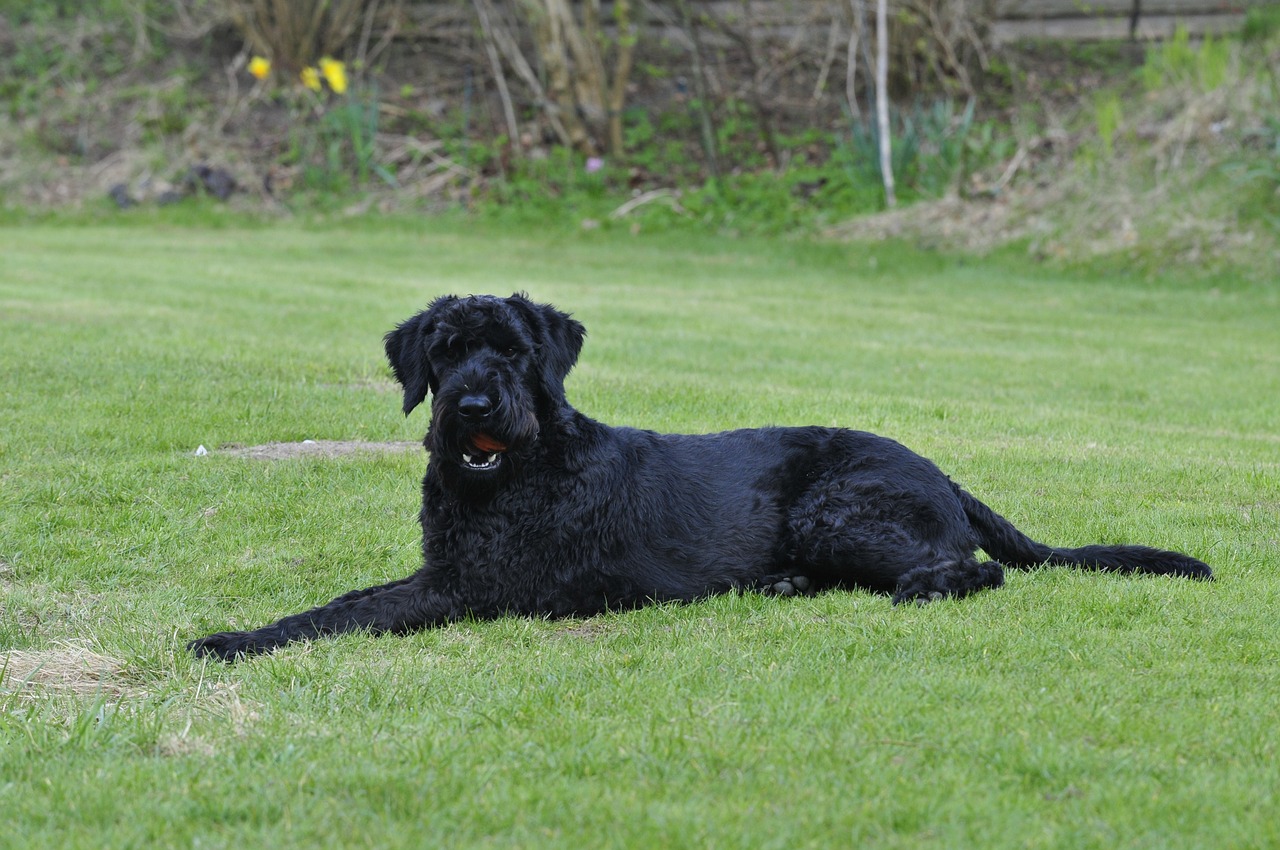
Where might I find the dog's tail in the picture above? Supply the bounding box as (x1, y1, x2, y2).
(953, 483, 1212, 579)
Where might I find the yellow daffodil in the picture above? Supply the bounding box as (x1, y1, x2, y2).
(319, 57, 348, 95)
(300, 66, 322, 92)
(248, 56, 271, 80)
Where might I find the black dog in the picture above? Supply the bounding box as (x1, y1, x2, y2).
(189, 293, 1211, 661)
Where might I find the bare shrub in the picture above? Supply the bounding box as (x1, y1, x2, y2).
(512, 0, 638, 156)
(836, 0, 993, 101)
(222, 0, 369, 69)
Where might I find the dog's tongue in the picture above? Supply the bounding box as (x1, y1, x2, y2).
(471, 433, 508, 453)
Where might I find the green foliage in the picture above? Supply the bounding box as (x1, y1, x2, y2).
(678, 173, 814, 235)
(838, 99, 1005, 202)
(286, 87, 396, 193)
(1241, 3, 1280, 41)
(463, 96, 1019, 236)
(713, 98, 771, 171)
(1094, 91, 1124, 160)
(0, 1, 180, 166)
(1075, 87, 1136, 174)
(137, 76, 206, 143)
(0, 0, 137, 24)
(0, 0, 1272, 282)
(1140, 26, 1233, 92)
(473, 146, 615, 225)
(1221, 115, 1280, 227)
(619, 107, 699, 183)
(1, 29, 86, 121)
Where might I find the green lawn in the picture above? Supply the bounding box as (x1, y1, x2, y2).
(1, 218, 1277, 849)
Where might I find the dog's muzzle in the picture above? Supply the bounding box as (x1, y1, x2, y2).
(462, 432, 508, 471)
(454, 391, 509, 471)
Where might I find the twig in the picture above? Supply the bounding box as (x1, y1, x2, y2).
(639, 0, 691, 50)
(480, 0, 574, 150)
(845, 2, 861, 119)
(214, 50, 247, 137)
(850, 0, 875, 118)
(365, 0, 403, 70)
(606, 0, 638, 157)
(609, 189, 688, 219)
(701, 0, 788, 170)
(128, 0, 151, 64)
(473, 0, 522, 152)
(813, 15, 841, 102)
(924, 1, 972, 98)
(675, 0, 721, 181)
(356, 0, 381, 71)
(422, 146, 476, 180)
(992, 145, 1028, 194)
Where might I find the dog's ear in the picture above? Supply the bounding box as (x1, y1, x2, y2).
(384, 297, 451, 415)
(506, 293, 585, 401)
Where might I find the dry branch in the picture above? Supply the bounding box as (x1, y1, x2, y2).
(510, 0, 638, 156)
(223, 0, 366, 69)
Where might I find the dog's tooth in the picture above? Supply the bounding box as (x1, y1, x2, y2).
(463, 453, 474, 464)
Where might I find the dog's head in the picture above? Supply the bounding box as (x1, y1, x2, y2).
(384, 293, 585, 491)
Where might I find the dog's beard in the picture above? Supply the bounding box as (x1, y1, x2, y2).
(427, 392, 540, 493)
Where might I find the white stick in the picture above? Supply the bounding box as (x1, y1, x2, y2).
(875, 0, 895, 208)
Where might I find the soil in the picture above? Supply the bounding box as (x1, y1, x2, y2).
(217, 440, 422, 460)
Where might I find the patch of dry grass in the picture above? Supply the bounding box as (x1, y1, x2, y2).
(829, 36, 1278, 279)
(1, 643, 131, 700)
(218, 439, 420, 460)
(823, 192, 1055, 252)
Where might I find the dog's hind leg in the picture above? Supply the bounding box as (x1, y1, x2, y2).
(188, 574, 459, 662)
(784, 463, 1004, 603)
(891, 558, 1005, 605)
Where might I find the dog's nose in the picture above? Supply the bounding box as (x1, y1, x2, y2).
(458, 394, 493, 421)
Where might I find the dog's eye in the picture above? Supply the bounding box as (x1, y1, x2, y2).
(443, 339, 470, 358)
(500, 347, 518, 358)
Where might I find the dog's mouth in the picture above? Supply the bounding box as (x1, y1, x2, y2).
(461, 433, 508, 472)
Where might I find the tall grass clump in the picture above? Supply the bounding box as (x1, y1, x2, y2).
(1139, 25, 1233, 93)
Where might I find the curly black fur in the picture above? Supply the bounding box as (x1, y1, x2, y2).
(189, 293, 1212, 661)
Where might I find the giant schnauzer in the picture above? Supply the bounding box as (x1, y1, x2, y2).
(189, 293, 1212, 661)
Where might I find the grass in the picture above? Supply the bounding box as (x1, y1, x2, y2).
(1, 218, 1278, 849)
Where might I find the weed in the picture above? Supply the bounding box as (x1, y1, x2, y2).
(1094, 91, 1124, 160)
(1140, 26, 1233, 92)
(1221, 120, 1280, 227)
(1242, 3, 1280, 41)
(837, 99, 996, 203)
(137, 76, 205, 143)
(267, 60, 397, 194)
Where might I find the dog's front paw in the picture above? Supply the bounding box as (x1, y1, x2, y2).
(188, 630, 263, 662)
